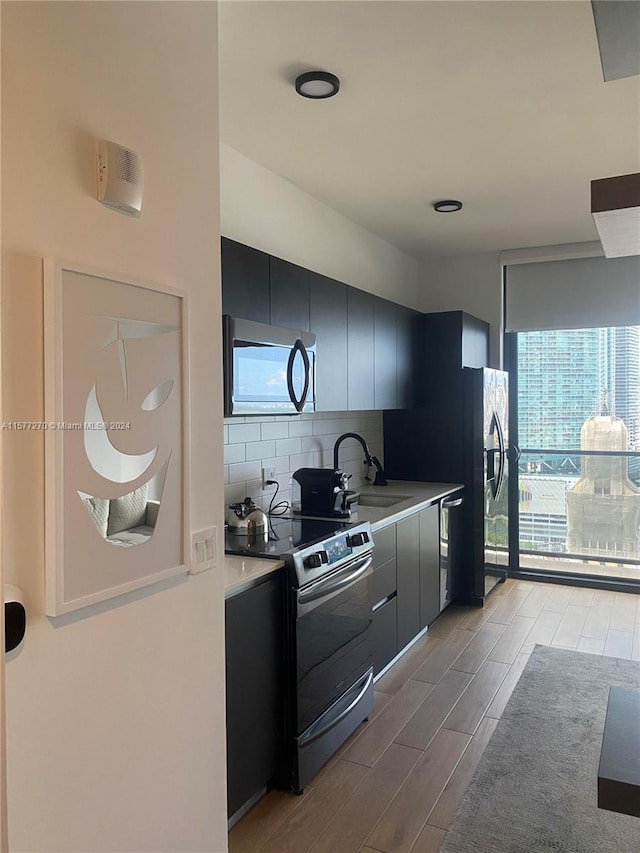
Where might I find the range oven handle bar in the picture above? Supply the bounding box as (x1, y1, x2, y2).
(298, 668, 374, 748)
(297, 554, 373, 605)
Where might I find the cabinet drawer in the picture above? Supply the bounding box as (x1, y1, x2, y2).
(372, 524, 396, 569)
(373, 558, 397, 605)
(373, 596, 397, 676)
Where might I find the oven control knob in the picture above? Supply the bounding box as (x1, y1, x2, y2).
(304, 552, 324, 569)
(347, 532, 368, 547)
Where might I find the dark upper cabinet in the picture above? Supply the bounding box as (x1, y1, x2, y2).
(347, 288, 375, 411)
(413, 311, 489, 407)
(270, 256, 310, 331)
(396, 514, 420, 649)
(225, 573, 285, 818)
(396, 305, 417, 409)
(221, 237, 270, 324)
(419, 504, 441, 629)
(374, 297, 397, 410)
(309, 272, 348, 412)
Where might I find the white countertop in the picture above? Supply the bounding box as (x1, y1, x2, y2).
(224, 554, 285, 598)
(223, 480, 463, 596)
(350, 480, 463, 530)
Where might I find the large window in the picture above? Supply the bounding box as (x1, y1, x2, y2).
(516, 325, 640, 580)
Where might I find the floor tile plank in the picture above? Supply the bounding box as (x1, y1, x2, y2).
(543, 585, 574, 613)
(428, 717, 499, 829)
(366, 729, 471, 853)
(257, 760, 369, 853)
(375, 633, 442, 695)
(408, 824, 447, 853)
(343, 679, 434, 768)
(411, 629, 475, 684)
(611, 593, 637, 633)
(487, 615, 535, 664)
(569, 587, 595, 607)
(442, 660, 509, 735)
(394, 670, 473, 750)
(310, 744, 422, 853)
(426, 607, 467, 639)
(550, 604, 589, 649)
(577, 637, 605, 655)
(485, 653, 530, 720)
(450, 621, 505, 674)
(229, 790, 307, 853)
(581, 599, 613, 640)
(520, 610, 563, 654)
(487, 589, 532, 625)
(516, 585, 553, 618)
(603, 629, 634, 660)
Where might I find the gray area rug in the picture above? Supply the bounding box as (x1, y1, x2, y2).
(440, 645, 640, 853)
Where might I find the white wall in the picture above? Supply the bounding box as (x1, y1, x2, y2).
(418, 252, 503, 367)
(1, 3, 227, 851)
(220, 144, 419, 309)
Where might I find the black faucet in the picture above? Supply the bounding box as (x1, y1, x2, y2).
(333, 432, 388, 486)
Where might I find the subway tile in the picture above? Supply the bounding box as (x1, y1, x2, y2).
(288, 419, 314, 437)
(275, 437, 302, 456)
(261, 422, 290, 440)
(301, 435, 324, 453)
(224, 482, 248, 505)
(289, 452, 316, 470)
(224, 416, 244, 425)
(223, 465, 229, 485)
(223, 425, 229, 444)
(261, 456, 291, 475)
(223, 443, 246, 465)
(227, 422, 261, 444)
(228, 460, 262, 483)
(245, 440, 277, 462)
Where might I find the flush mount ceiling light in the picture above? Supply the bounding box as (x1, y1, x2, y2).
(433, 200, 463, 213)
(295, 71, 340, 99)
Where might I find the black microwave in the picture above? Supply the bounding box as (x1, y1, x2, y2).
(223, 316, 316, 416)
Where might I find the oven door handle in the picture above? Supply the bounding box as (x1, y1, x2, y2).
(298, 669, 374, 748)
(297, 555, 373, 606)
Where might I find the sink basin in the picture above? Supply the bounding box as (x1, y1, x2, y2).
(357, 493, 410, 508)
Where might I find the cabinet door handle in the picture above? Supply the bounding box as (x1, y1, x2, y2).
(442, 497, 463, 508)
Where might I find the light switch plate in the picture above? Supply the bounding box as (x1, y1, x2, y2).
(190, 526, 217, 574)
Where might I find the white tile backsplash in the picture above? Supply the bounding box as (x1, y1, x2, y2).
(223, 411, 384, 511)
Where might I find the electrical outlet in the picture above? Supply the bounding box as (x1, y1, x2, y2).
(190, 526, 217, 574)
(262, 467, 277, 489)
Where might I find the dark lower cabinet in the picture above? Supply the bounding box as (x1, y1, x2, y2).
(373, 596, 397, 675)
(225, 573, 285, 818)
(396, 514, 420, 649)
(419, 504, 441, 629)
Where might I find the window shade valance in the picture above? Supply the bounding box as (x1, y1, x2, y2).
(505, 255, 640, 332)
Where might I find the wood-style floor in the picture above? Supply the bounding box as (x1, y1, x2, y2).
(228, 579, 640, 853)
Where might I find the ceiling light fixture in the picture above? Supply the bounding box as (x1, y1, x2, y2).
(295, 71, 340, 99)
(433, 200, 463, 213)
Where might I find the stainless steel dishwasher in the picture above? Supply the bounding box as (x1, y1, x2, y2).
(440, 493, 464, 610)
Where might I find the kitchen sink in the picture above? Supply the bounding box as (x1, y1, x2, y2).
(357, 493, 410, 508)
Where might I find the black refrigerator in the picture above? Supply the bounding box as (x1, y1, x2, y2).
(384, 366, 509, 606)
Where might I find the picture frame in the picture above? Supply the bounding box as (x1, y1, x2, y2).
(44, 259, 190, 616)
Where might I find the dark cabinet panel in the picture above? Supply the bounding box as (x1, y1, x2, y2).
(396, 514, 420, 649)
(221, 237, 270, 323)
(373, 558, 397, 606)
(461, 313, 490, 368)
(374, 297, 397, 410)
(419, 504, 441, 629)
(373, 596, 397, 676)
(270, 256, 310, 331)
(396, 306, 417, 409)
(225, 574, 284, 818)
(372, 524, 397, 569)
(309, 273, 348, 412)
(347, 288, 375, 411)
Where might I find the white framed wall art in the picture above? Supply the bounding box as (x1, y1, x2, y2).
(44, 259, 190, 616)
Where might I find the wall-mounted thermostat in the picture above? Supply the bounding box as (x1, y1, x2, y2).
(97, 139, 143, 218)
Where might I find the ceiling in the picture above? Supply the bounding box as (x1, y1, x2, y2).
(218, 1, 640, 258)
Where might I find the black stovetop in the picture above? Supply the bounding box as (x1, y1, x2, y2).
(224, 515, 356, 560)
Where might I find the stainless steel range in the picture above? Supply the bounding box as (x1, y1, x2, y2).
(225, 516, 374, 793)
